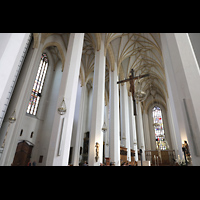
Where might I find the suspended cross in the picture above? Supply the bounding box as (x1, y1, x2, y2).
(117, 69, 149, 116)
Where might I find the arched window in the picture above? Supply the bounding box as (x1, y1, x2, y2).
(26, 53, 49, 115)
(152, 106, 169, 150)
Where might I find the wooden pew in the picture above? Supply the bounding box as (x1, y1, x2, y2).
(120, 147, 127, 165)
(130, 149, 135, 165)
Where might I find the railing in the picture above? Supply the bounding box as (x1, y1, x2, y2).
(145, 150, 176, 166)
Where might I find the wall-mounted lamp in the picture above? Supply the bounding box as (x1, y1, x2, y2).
(8, 110, 16, 123)
(102, 122, 108, 146)
(57, 98, 67, 115)
(95, 142, 100, 162)
(1, 110, 16, 149)
(102, 122, 107, 132)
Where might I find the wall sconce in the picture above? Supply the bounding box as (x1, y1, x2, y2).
(57, 98, 67, 115)
(1, 110, 16, 149)
(8, 110, 16, 123)
(95, 142, 100, 162)
(102, 122, 107, 132)
(102, 122, 108, 146)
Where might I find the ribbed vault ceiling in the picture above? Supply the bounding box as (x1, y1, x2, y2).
(34, 33, 168, 112)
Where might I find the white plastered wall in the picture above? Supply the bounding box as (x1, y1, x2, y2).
(0, 34, 64, 165)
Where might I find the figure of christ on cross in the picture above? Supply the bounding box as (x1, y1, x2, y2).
(117, 69, 149, 116)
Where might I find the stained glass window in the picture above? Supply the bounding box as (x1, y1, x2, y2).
(152, 106, 169, 150)
(26, 53, 49, 115)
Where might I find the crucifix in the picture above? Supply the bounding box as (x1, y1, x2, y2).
(117, 69, 149, 116)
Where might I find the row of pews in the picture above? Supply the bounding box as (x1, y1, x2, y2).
(120, 147, 136, 165)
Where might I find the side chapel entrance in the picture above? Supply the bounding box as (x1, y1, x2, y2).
(12, 140, 33, 166)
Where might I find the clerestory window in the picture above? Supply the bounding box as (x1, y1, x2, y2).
(26, 53, 49, 115)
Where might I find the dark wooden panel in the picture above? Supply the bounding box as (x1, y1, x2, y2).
(12, 141, 33, 166)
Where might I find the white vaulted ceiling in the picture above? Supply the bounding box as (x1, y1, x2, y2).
(34, 33, 168, 111)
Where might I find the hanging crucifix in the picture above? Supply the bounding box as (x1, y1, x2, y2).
(117, 69, 149, 116)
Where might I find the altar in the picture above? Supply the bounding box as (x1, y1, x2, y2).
(145, 150, 176, 166)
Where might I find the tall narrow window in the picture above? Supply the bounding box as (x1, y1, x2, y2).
(27, 53, 49, 115)
(152, 106, 169, 150)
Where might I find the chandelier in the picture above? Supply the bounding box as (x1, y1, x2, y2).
(134, 79, 147, 102)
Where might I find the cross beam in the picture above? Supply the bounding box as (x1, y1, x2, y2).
(117, 69, 149, 116)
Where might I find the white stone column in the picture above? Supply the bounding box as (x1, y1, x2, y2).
(160, 33, 200, 163)
(136, 102, 146, 161)
(104, 104, 109, 159)
(143, 111, 151, 150)
(120, 83, 131, 162)
(128, 94, 138, 161)
(109, 65, 120, 165)
(79, 84, 89, 162)
(148, 108, 157, 150)
(162, 106, 172, 150)
(46, 33, 84, 166)
(0, 34, 35, 166)
(88, 35, 105, 166)
(166, 98, 178, 154)
(0, 33, 31, 128)
(72, 83, 86, 166)
(173, 33, 200, 158)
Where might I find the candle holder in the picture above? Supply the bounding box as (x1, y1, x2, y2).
(8, 110, 16, 123)
(1, 110, 16, 149)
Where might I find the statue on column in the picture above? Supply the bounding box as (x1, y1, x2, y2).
(183, 140, 191, 164)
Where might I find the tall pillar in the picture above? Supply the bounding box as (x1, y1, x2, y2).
(148, 107, 157, 150)
(46, 33, 84, 166)
(0, 33, 34, 166)
(128, 94, 138, 161)
(136, 102, 146, 161)
(173, 33, 200, 158)
(120, 83, 131, 162)
(109, 64, 120, 166)
(0, 33, 31, 128)
(166, 98, 179, 155)
(72, 83, 86, 166)
(143, 111, 151, 150)
(88, 35, 105, 166)
(104, 104, 109, 159)
(160, 33, 200, 164)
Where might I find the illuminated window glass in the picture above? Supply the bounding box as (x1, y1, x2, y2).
(26, 53, 49, 115)
(152, 106, 169, 150)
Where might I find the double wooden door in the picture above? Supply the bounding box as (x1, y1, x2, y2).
(12, 140, 33, 166)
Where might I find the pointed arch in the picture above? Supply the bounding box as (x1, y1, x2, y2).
(107, 44, 115, 72)
(41, 34, 67, 71)
(33, 33, 39, 49)
(95, 33, 101, 51)
(80, 63, 85, 87)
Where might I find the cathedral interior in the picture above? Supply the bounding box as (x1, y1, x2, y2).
(0, 33, 199, 166)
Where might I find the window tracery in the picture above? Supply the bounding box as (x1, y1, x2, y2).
(152, 106, 169, 150)
(26, 53, 49, 115)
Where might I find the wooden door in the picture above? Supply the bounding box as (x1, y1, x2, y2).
(12, 141, 33, 166)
